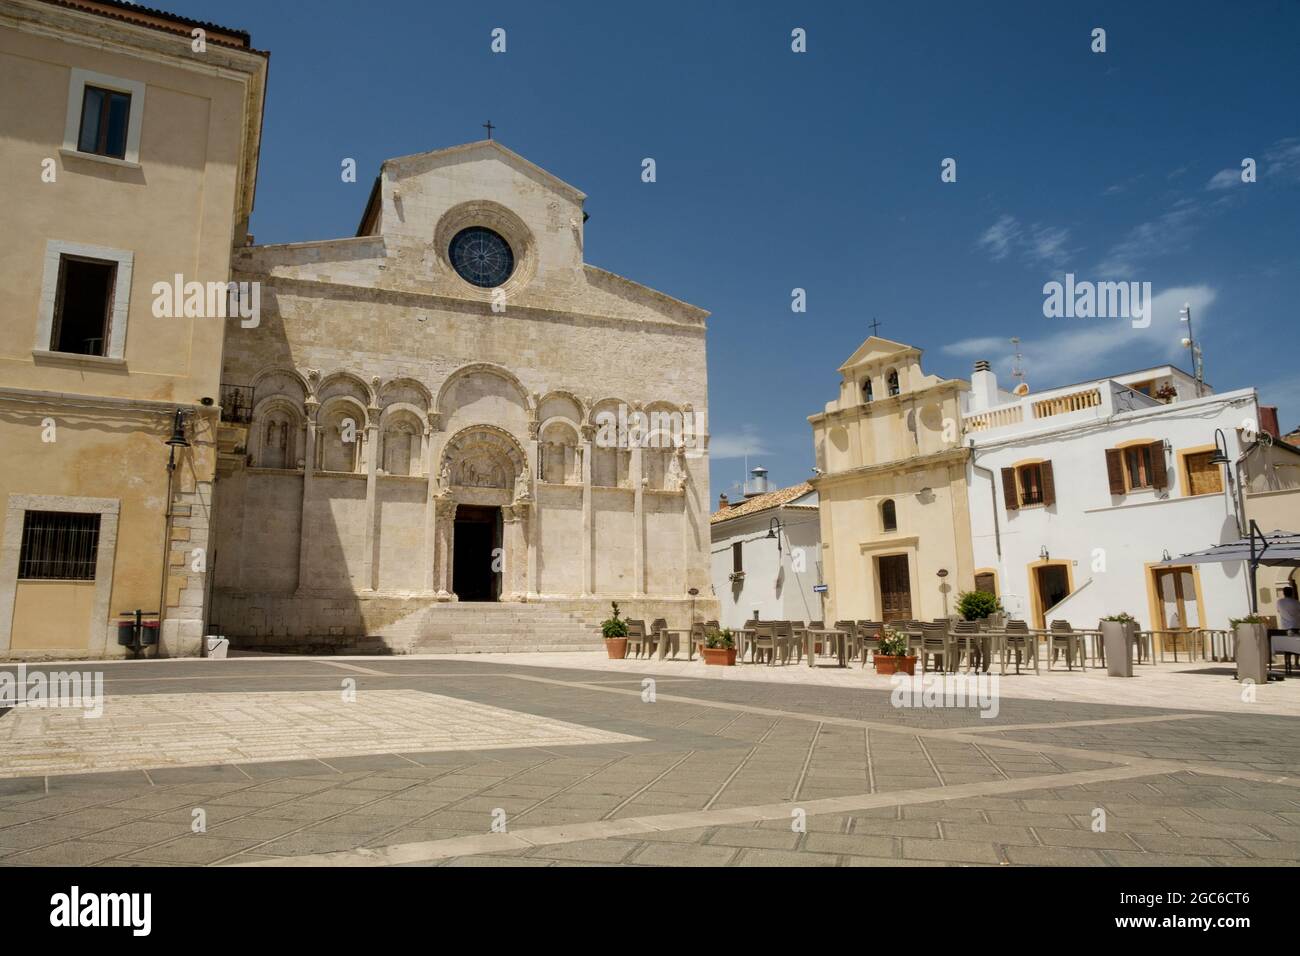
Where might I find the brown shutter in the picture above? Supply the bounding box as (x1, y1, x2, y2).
(1040, 460, 1056, 507)
(1149, 440, 1168, 489)
(1105, 449, 1125, 495)
(1001, 467, 1019, 510)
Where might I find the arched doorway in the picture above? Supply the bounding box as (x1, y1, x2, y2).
(437, 425, 531, 602)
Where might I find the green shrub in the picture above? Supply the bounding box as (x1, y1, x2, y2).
(705, 627, 734, 649)
(876, 628, 910, 657)
(600, 601, 628, 638)
(1229, 614, 1268, 628)
(956, 590, 1002, 621)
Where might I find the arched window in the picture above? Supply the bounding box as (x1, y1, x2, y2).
(383, 422, 416, 476)
(887, 369, 900, 397)
(320, 409, 361, 473)
(862, 378, 873, 403)
(881, 498, 897, 533)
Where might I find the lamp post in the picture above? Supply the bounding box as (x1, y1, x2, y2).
(1179, 303, 1205, 397)
(766, 516, 783, 557)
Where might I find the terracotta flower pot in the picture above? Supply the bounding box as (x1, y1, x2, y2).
(874, 654, 917, 676)
(701, 646, 737, 666)
(604, 637, 628, 660)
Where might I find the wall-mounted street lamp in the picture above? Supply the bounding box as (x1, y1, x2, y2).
(1210, 428, 1231, 466)
(1039, 545, 1050, 561)
(766, 517, 784, 556)
(165, 408, 190, 472)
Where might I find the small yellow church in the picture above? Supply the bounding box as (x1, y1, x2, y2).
(808, 337, 976, 624)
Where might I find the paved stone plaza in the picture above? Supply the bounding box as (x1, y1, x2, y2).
(0, 655, 1297, 867)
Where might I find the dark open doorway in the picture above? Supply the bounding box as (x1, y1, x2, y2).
(453, 505, 502, 601)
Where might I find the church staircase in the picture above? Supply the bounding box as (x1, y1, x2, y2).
(378, 602, 602, 655)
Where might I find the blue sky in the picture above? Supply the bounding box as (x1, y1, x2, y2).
(170, 0, 1300, 495)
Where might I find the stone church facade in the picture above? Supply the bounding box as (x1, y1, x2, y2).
(211, 141, 715, 650)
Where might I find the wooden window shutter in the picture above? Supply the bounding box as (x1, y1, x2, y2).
(1105, 448, 1125, 495)
(1000, 467, 1019, 510)
(1148, 441, 1168, 489)
(1040, 460, 1056, 507)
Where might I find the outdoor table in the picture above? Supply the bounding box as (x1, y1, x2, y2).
(1152, 628, 1195, 663)
(803, 628, 849, 668)
(735, 627, 757, 662)
(656, 626, 690, 660)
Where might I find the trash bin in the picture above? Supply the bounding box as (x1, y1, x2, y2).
(206, 636, 229, 659)
(1234, 622, 1270, 684)
(1101, 620, 1133, 677)
(140, 621, 160, 645)
(116, 621, 137, 646)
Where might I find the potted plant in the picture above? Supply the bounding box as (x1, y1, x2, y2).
(956, 589, 1002, 623)
(1099, 612, 1138, 677)
(872, 628, 917, 675)
(701, 627, 737, 666)
(600, 601, 629, 659)
(1230, 614, 1270, 684)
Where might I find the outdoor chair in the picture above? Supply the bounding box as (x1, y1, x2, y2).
(1048, 620, 1087, 671)
(773, 620, 799, 664)
(998, 619, 1039, 674)
(950, 619, 984, 672)
(625, 619, 648, 658)
(688, 621, 708, 661)
(919, 621, 952, 674)
(857, 620, 884, 664)
(750, 621, 777, 665)
(652, 617, 690, 660)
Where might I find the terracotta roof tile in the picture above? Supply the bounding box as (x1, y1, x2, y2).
(710, 482, 815, 524)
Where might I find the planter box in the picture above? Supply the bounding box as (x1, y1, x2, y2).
(1234, 622, 1270, 684)
(701, 646, 737, 666)
(873, 654, 917, 676)
(604, 637, 628, 660)
(1100, 621, 1133, 677)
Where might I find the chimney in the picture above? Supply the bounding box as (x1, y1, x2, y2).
(743, 466, 770, 498)
(718, 492, 730, 510)
(1260, 406, 1280, 440)
(970, 359, 1000, 412)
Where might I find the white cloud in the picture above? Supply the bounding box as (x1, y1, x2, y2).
(709, 424, 772, 460)
(977, 215, 1073, 269)
(943, 285, 1218, 387)
(1206, 167, 1242, 190)
(1095, 199, 1204, 278)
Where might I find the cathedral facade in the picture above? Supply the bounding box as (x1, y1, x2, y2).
(211, 141, 715, 650)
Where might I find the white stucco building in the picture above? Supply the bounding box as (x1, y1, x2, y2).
(710, 471, 822, 629)
(962, 361, 1262, 636)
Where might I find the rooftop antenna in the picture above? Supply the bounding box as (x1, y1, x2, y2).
(1009, 336, 1025, 388)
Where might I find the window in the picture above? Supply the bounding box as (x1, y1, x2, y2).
(51, 256, 116, 356)
(1184, 451, 1224, 496)
(887, 369, 900, 396)
(1124, 445, 1153, 489)
(63, 69, 145, 165)
(78, 85, 131, 159)
(1000, 461, 1056, 510)
(732, 542, 743, 574)
(880, 498, 897, 532)
(975, 572, 997, 595)
(862, 378, 873, 402)
(18, 511, 100, 580)
(1019, 463, 1044, 505)
(1105, 442, 1167, 494)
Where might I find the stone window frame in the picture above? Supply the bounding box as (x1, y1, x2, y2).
(35, 239, 134, 365)
(0, 495, 120, 655)
(61, 68, 147, 168)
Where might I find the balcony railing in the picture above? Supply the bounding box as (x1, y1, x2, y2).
(219, 383, 254, 425)
(963, 405, 1024, 433)
(1031, 387, 1101, 420)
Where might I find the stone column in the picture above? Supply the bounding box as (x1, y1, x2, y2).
(422, 422, 437, 594)
(632, 443, 645, 596)
(432, 495, 456, 598)
(581, 425, 594, 596)
(362, 416, 380, 591)
(503, 503, 529, 600)
(295, 401, 319, 593)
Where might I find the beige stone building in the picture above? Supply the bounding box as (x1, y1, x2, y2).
(211, 140, 715, 651)
(0, 0, 266, 659)
(808, 337, 974, 624)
